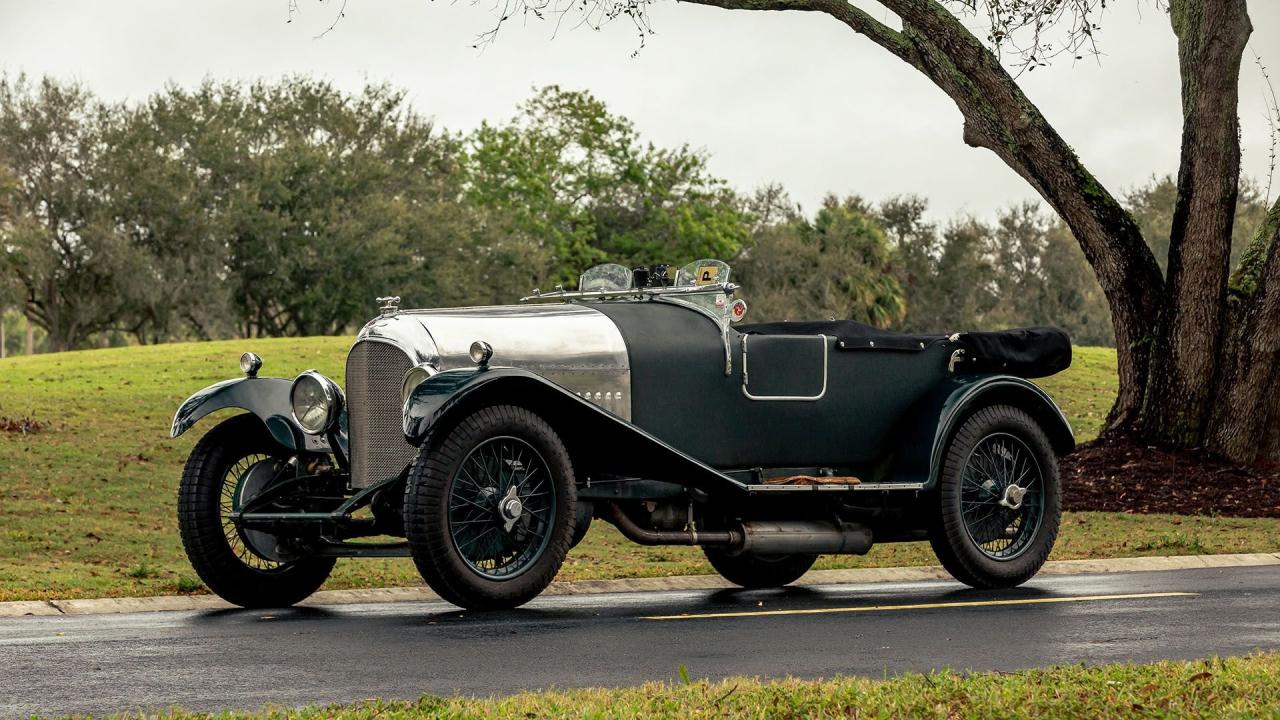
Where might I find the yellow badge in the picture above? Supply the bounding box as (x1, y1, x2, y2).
(695, 264, 720, 285)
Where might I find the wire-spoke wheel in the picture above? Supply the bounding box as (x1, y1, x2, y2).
(405, 405, 577, 610)
(218, 453, 284, 571)
(448, 436, 556, 580)
(930, 405, 1060, 589)
(959, 433, 1044, 561)
(178, 414, 335, 608)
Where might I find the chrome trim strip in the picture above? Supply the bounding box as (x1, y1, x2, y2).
(653, 295, 733, 376)
(741, 334, 829, 402)
(852, 482, 925, 491)
(520, 282, 738, 303)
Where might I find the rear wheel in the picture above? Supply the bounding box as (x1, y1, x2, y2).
(929, 405, 1061, 589)
(404, 405, 577, 610)
(703, 549, 817, 588)
(177, 414, 335, 608)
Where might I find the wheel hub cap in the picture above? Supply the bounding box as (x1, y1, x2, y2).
(999, 483, 1027, 511)
(499, 486, 524, 531)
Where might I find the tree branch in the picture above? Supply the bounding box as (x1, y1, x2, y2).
(680, 0, 918, 64)
(681, 0, 1165, 426)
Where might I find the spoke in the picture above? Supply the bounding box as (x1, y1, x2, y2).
(450, 517, 496, 526)
(458, 525, 498, 551)
(457, 465, 487, 492)
(450, 492, 493, 513)
(449, 436, 556, 578)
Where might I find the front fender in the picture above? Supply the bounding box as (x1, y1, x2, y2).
(171, 377, 326, 452)
(887, 375, 1075, 490)
(403, 367, 745, 494)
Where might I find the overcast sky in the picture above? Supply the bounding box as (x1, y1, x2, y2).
(1, 0, 1277, 220)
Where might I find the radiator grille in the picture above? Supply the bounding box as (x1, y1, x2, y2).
(346, 340, 416, 488)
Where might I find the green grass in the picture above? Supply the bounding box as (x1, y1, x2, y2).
(98, 654, 1280, 719)
(2, 339, 1271, 603)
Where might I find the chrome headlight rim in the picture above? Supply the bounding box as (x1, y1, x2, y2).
(401, 363, 439, 405)
(239, 351, 263, 378)
(290, 370, 344, 435)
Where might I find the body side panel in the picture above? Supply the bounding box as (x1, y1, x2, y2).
(590, 301, 954, 471)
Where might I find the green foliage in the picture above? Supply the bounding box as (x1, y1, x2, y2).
(1126, 174, 1271, 273)
(2, 80, 753, 347)
(0, 75, 156, 352)
(466, 86, 748, 285)
(877, 196, 1111, 345)
(137, 79, 471, 337)
(1228, 196, 1280, 297)
(8, 73, 1273, 357)
(735, 192, 905, 326)
(117, 654, 1280, 718)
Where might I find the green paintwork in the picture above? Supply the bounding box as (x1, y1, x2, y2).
(401, 361, 1074, 497)
(170, 376, 306, 450)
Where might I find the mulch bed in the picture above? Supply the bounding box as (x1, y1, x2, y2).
(1061, 433, 1280, 518)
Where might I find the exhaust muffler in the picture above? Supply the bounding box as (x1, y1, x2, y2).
(739, 520, 873, 555)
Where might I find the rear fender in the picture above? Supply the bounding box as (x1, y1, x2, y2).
(403, 367, 744, 494)
(171, 377, 328, 452)
(887, 375, 1075, 490)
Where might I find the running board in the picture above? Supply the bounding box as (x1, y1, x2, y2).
(744, 482, 925, 493)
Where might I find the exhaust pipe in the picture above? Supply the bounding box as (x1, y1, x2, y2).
(603, 502, 741, 547)
(603, 504, 872, 555)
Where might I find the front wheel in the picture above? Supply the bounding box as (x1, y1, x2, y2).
(704, 549, 817, 588)
(177, 414, 335, 608)
(404, 405, 577, 610)
(929, 405, 1061, 589)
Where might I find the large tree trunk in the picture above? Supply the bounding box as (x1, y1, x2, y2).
(1206, 199, 1280, 462)
(1140, 0, 1252, 446)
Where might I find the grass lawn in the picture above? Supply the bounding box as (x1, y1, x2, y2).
(103, 654, 1280, 719)
(1, 338, 1273, 602)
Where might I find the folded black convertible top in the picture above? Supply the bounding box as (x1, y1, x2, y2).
(737, 320, 1071, 379)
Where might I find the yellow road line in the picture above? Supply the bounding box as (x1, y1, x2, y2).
(639, 591, 1198, 621)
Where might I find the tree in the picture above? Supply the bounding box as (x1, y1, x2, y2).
(96, 96, 233, 343)
(152, 79, 466, 337)
(736, 193, 905, 325)
(465, 86, 749, 285)
(412, 0, 1280, 462)
(876, 195, 938, 317)
(0, 76, 155, 352)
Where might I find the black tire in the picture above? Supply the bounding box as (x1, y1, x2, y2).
(404, 405, 577, 610)
(929, 404, 1061, 589)
(177, 414, 335, 608)
(570, 500, 594, 549)
(703, 549, 817, 588)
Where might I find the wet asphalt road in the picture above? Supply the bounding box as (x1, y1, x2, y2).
(2, 565, 1278, 717)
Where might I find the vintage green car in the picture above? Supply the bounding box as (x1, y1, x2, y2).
(171, 260, 1073, 610)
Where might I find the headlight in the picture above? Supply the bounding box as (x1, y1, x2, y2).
(239, 352, 262, 377)
(290, 371, 343, 435)
(401, 364, 437, 405)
